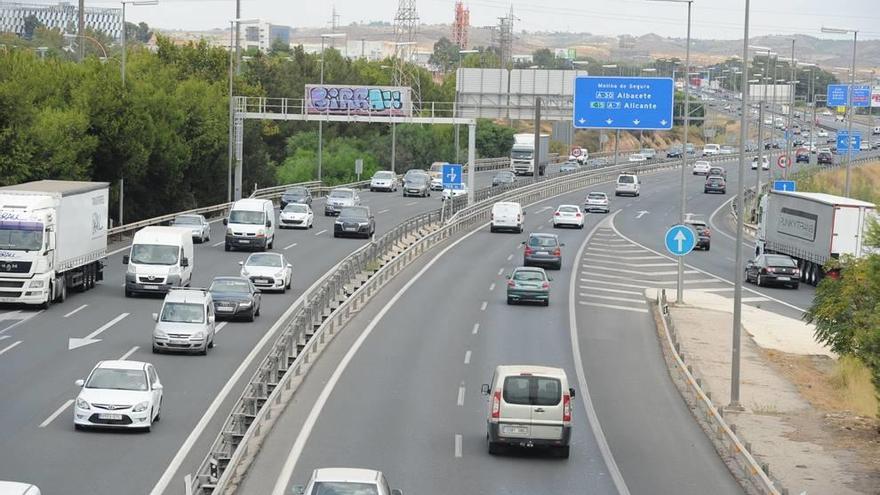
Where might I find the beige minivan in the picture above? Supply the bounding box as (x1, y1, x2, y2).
(481, 365, 575, 458)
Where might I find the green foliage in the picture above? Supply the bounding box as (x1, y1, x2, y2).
(429, 37, 460, 73)
(476, 119, 515, 158)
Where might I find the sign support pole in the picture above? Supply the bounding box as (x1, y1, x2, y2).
(676, 0, 692, 305)
(844, 31, 858, 197)
(467, 123, 476, 205)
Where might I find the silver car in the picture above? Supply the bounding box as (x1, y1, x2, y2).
(584, 191, 610, 213)
(324, 188, 360, 216)
(523, 233, 563, 270)
(152, 288, 216, 355)
(171, 214, 210, 243)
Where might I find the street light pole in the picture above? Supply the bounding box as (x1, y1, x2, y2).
(822, 26, 858, 196)
(455, 49, 478, 164)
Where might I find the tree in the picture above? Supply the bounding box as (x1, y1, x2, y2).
(429, 37, 460, 73)
(475, 119, 515, 158)
(136, 22, 152, 43)
(270, 38, 290, 55)
(532, 48, 555, 69)
(23, 15, 42, 40)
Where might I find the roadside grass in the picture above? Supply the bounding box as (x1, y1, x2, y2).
(791, 161, 880, 204)
(829, 356, 879, 418)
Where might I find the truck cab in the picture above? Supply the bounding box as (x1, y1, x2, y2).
(510, 134, 549, 176)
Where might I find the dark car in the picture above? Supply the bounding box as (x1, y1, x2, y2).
(704, 175, 726, 194)
(665, 146, 683, 158)
(402, 176, 430, 197)
(492, 170, 516, 187)
(686, 219, 711, 250)
(708, 166, 726, 178)
(522, 233, 563, 270)
(795, 151, 810, 163)
(280, 187, 312, 208)
(209, 276, 261, 321)
(817, 151, 834, 165)
(745, 254, 800, 289)
(334, 206, 375, 239)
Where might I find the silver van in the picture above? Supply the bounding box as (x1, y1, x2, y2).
(152, 288, 216, 355)
(482, 365, 575, 458)
(615, 174, 641, 197)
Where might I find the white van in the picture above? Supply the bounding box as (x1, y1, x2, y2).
(615, 174, 641, 197)
(490, 202, 524, 233)
(482, 365, 575, 458)
(0, 482, 41, 495)
(224, 198, 276, 251)
(123, 227, 194, 297)
(701, 144, 720, 156)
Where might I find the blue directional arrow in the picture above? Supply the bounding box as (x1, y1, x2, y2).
(665, 225, 696, 256)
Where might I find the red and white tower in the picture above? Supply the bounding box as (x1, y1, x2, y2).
(452, 1, 469, 49)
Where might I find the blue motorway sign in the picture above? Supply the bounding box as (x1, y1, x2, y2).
(573, 76, 674, 130)
(442, 163, 463, 189)
(827, 84, 872, 108)
(773, 180, 796, 192)
(836, 131, 861, 152)
(664, 224, 696, 256)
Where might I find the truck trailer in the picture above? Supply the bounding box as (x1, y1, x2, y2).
(510, 133, 550, 176)
(0, 180, 108, 307)
(755, 190, 877, 285)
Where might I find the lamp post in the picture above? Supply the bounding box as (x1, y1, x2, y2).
(120, 0, 158, 88)
(455, 49, 478, 164)
(316, 33, 347, 183)
(648, 0, 693, 304)
(822, 26, 858, 197)
(226, 18, 259, 201)
(63, 33, 109, 59)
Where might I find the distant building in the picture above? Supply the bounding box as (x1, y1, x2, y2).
(0, 1, 121, 39)
(242, 20, 292, 52)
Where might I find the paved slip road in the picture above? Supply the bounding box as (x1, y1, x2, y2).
(240, 170, 742, 495)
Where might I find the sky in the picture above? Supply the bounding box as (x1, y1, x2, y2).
(85, 0, 880, 40)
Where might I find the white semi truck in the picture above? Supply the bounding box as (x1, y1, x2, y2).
(510, 133, 550, 176)
(0, 180, 108, 307)
(755, 190, 877, 285)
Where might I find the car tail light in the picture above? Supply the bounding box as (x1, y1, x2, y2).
(554, 211, 560, 216)
(517, 214, 522, 223)
(575, 213, 582, 217)
(760, 268, 768, 274)
(542, 282, 550, 289)
(507, 279, 515, 288)
(552, 248, 561, 256)
(563, 394, 571, 422)
(491, 391, 501, 419)
(491, 213, 494, 220)
(704, 229, 711, 237)
(524, 246, 534, 255)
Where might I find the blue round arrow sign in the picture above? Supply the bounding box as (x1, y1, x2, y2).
(664, 224, 696, 256)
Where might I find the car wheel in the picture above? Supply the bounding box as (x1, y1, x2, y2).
(125, 289, 133, 298)
(543, 299, 550, 307)
(756, 275, 764, 287)
(490, 226, 496, 233)
(225, 243, 231, 252)
(144, 412, 152, 432)
(790, 283, 800, 290)
(208, 332, 215, 348)
(506, 297, 514, 305)
(154, 400, 162, 422)
(555, 445, 570, 459)
(552, 222, 558, 228)
(199, 344, 208, 356)
(255, 304, 261, 317)
(333, 232, 339, 238)
(554, 262, 562, 270)
(488, 435, 503, 455)
(152, 345, 160, 354)
(705, 244, 710, 251)
(286, 277, 292, 290)
(247, 310, 255, 322)
(205, 234, 210, 243)
(74, 423, 84, 431)
(578, 224, 584, 229)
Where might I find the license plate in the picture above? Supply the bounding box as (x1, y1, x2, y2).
(239, 239, 250, 244)
(502, 425, 528, 435)
(144, 284, 159, 290)
(345, 227, 357, 231)
(777, 276, 790, 281)
(171, 339, 188, 344)
(99, 413, 123, 420)
(537, 251, 549, 255)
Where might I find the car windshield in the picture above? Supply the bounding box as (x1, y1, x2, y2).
(339, 207, 369, 221)
(130, 244, 179, 265)
(172, 216, 200, 225)
(528, 236, 557, 248)
(710, 168, 723, 174)
(283, 204, 308, 214)
(511, 150, 533, 159)
(309, 482, 380, 495)
(558, 206, 579, 213)
(406, 177, 427, 185)
(373, 172, 394, 180)
(513, 270, 546, 282)
(329, 190, 353, 199)
(161, 302, 205, 323)
(210, 279, 251, 294)
(85, 368, 148, 391)
(0, 221, 43, 251)
(229, 210, 265, 225)
(285, 188, 307, 196)
(618, 176, 635, 184)
(495, 172, 513, 180)
(587, 193, 606, 200)
(766, 255, 796, 267)
(246, 254, 282, 268)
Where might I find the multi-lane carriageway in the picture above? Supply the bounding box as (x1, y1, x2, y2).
(0, 119, 875, 494)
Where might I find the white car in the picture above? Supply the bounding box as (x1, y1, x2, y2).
(692, 161, 712, 175)
(369, 171, 398, 192)
(442, 184, 468, 200)
(817, 129, 828, 138)
(171, 214, 210, 243)
(821, 109, 832, 117)
(702, 144, 720, 156)
(719, 145, 735, 155)
(628, 153, 647, 163)
(294, 468, 403, 495)
(74, 360, 163, 432)
(584, 191, 610, 213)
(835, 114, 844, 122)
(751, 156, 770, 170)
(279, 203, 314, 229)
(552, 205, 584, 228)
(615, 174, 640, 197)
(239, 252, 292, 293)
(430, 175, 444, 191)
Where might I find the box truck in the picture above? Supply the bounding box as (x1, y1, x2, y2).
(755, 190, 877, 285)
(0, 180, 108, 308)
(510, 133, 550, 176)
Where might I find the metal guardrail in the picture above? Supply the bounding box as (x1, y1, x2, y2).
(655, 290, 784, 495)
(188, 144, 713, 495)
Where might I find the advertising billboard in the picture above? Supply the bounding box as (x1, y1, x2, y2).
(305, 85, 412, 116)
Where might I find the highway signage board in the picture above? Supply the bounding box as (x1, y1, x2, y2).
(773, 180, 796, 192)
(664, 224, 696, 256)
(826, 84, 872, 108)
(836, 131, 861, 152)
(442, 163, 463, 190)
(826, 84, 849, 107)
(573, 76, 674, 130)
(852, 85, 871, 107)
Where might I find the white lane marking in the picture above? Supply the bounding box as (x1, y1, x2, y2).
(0, 335, 9, 341)
(488, 283, 495, 292)
(537, 225, 544, 230)
(454, 434, 463, 458)
(586, 247, 649, 254)
(497, 268, 504, 276)
(39, 399, 73, 428)
(269, 218, 486, 495)
(68, 313, 130, 350)
(118, 346, 139, 361)
(314, 229, 327, 236)
(568, 214, 632, 494)
(464, 350, 472, 364)
(537, 206, 553, 213)
(64, 304, 88, 318)
(742, 297, 770, 303)
(283, 242, 298, 250)
(457, 383, 466, 406)
(584, 253, 664, 261)
(215, 322, 228, 334)
(580, 293, 646, 305)
(480, 301, 488, 311)
(582, 265, 701, 276)
(212, 241, 225, 247)
(618, 262, 678, 268)
(506, 254, 513, 261)
(183, 475, 192, 493)
(588, 242, 633, 248)
(694, 287, 735, 292)
(405, 201, 418, 206)
(378, 209, 390, 214)
(472, 323, 480, 335)
(0, 340, 22, 356)
(0, 310, 44, 336)
(579, 286, 642, 296)
(578, 301, 650, 313)
(151, 252, 358, 495)
(726, 257, 736, 263)
(708, 195, 739, 243)
(610, 221, 808, 314)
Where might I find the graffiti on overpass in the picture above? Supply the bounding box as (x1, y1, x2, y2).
(306, 85, 411, 116)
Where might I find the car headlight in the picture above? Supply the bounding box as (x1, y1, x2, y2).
(226, 227, 233, 236)
(153, 329, 167, 339)
(76, 398, 90, 410)
(30, 279, 45, 288)
(274, 271, 284, 279)
(132, 401, 149, 413)
(192, 331, 205, 340)
(238, 301, 252, 308)
(241, 269, 249, 277)
(168, 265, 180, 275)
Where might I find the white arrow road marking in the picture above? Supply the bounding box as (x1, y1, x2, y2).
(635, 211, 649, 219)
(0, 340, 22, 356)
(119, 346, 139, 361)
(39, 399, 74, 428)
(68, 313, 129, 350)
